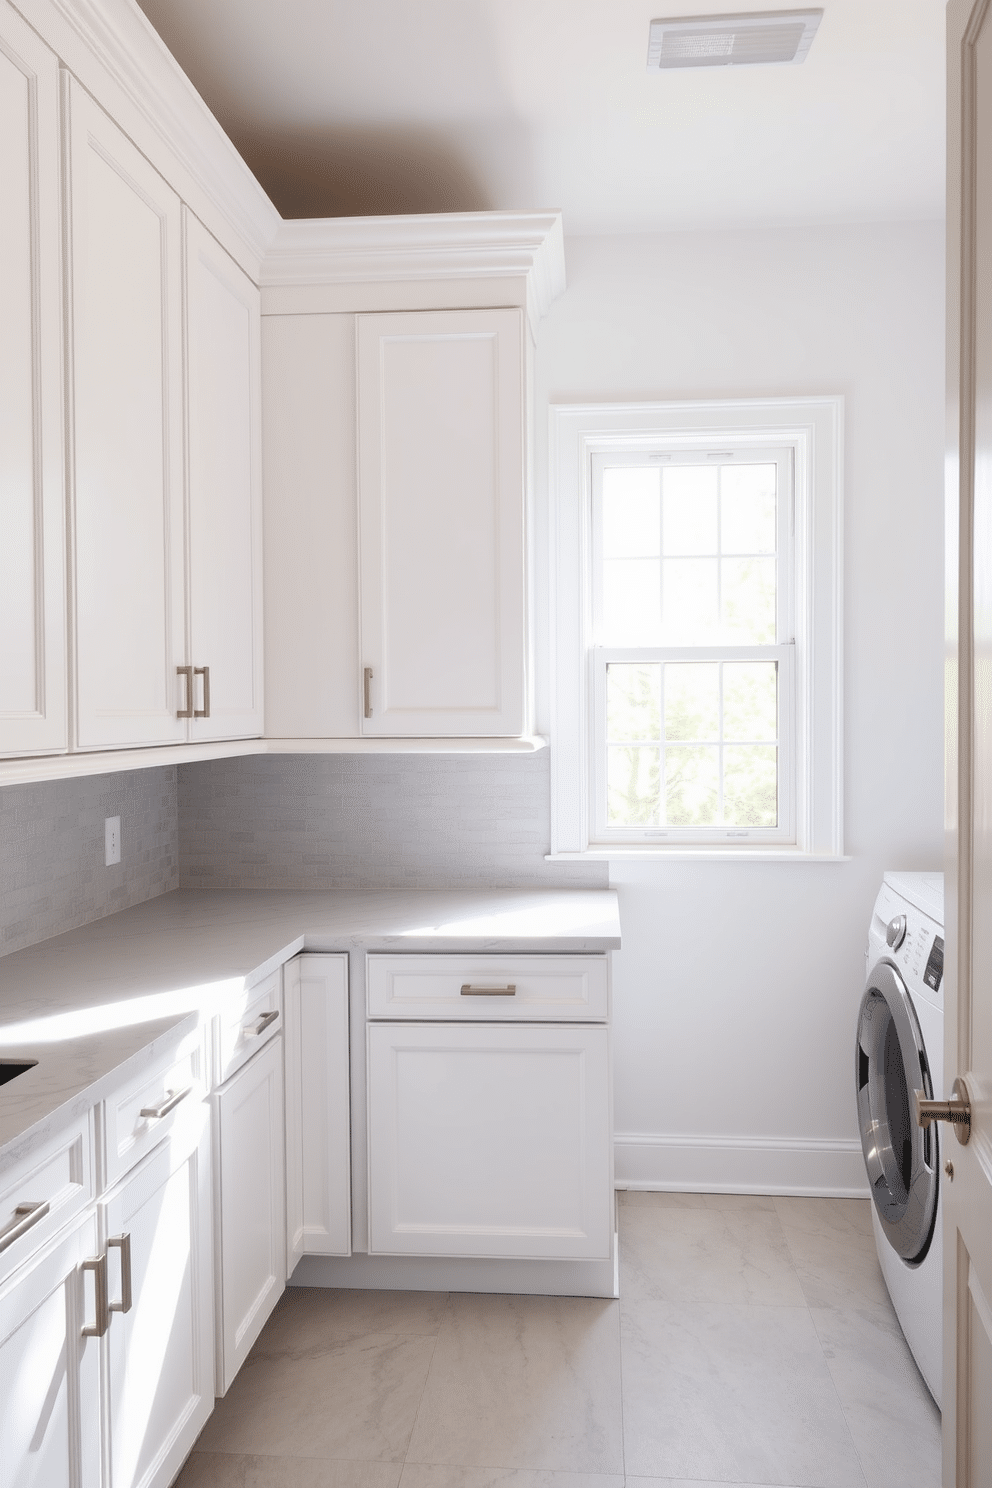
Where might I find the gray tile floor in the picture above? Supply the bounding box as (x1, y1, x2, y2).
(175, 1194, 941, 1488)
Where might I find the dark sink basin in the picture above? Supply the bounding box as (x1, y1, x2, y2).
(0, 1060, 37, 1087)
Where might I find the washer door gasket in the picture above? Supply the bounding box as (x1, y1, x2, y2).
(856, 960, 939, 1264)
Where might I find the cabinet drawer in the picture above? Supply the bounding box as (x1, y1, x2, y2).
(214, 969, 282, 1086)
(366, 954, 609, 1021)
(0, 1111, 94, 1288)
(102, 1024, 206, 1188)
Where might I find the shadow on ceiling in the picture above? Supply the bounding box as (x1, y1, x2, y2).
(229, 123, 494, 218)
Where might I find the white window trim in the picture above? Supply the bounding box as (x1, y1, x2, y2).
(547, 397, 845, 861)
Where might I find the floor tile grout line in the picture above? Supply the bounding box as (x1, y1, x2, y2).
(398, 1289, 454, 1479)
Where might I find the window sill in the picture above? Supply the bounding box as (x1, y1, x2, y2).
(546, 848, 851, 863)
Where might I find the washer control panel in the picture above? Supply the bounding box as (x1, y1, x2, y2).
(870, 882, 943, 1006)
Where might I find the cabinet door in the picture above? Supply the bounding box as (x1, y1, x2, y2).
(185, 211, 263, 740)
(357, 308, 525, 736)
(285, 955, 351, 1258)
(367, 1021, 612, 1260)
(66, 80, 186, 749)
(0, 2, 65, 756)
(0, 1211, 101, 1488)
(102, 1123, 213, 1488)
(214, 1035, 285, 1396)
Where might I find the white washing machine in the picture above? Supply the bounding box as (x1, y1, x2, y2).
(856, 871, 944, 1406)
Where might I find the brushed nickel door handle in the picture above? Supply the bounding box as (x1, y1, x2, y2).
(140, 1085, 191, 1120)
(0, 1199, 50, 1253)
(194, 665, 210, 718)
(460, 984, 517, 997)
(108, 1233, 132, 1314)
(246, 1009, 279, 1037)
(363, 666, 373, 719)
(915, 1077, 972, 1145)
(176, 664, 193, 718)
(81, 1253, 109, 1337)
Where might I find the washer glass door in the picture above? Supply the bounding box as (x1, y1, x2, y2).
(856, 960, 938, 1264)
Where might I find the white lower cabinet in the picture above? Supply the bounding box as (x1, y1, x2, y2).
(285, 955, 351, 1259)
(366, 1020, 613, 1260)
(101, 1113, 214, 1488)
(213, 1035, 286, 1396)
(0, 1212, 101, 1488)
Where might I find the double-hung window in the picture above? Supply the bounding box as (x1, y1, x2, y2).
(549, 400, 843, 859)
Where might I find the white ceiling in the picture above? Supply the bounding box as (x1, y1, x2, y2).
(134, 0, 946, 233)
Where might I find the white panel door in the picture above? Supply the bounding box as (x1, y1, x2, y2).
(185, 211, 263, 740)
(357, 308, 525, 736)
(367, 1021, 612, 1259)
(103, 1123, 213, 1488)
(214, 1035, 286, 1396)
(0, 3, 65, 757)
(66, 80, 186, 749)
(285, 955, 351, 1258)
(0, 1213, 101, 1488)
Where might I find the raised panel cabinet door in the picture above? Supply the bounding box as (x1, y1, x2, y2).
(185, 211, 263, 740)
(214, 1035, 286, 1396)
(0, 1211, 101, 1488)
(357, 308, 526, 736)
(0, 3, 66, 756)
(285, 955, 351, 1258)
(66, 79, 186, 749)
(367, 1021, 613, 1260)
(102, 1123, 213, 1488)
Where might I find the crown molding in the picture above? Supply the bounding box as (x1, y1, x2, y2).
(261, 210, 567, 334)
(17, 0, 281, 273)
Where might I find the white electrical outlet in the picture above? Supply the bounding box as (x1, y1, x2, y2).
(105, 816, 121, 866)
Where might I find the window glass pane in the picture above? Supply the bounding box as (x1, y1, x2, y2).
(664, 663, 719, 741)
(723, 745, 778, 827)
(721, 464, 777, 554)
(661, 557, 719, 642)
(723, 662, 778, 741)
(665, 745, 719, 825)
(603, 467, 660, 557)
(608, 745, 661, 826)
(721, 556, 776, 642)
(603, 559, 661, 641)
(663, 466, 718, 554)
(607, 663, 661, 741)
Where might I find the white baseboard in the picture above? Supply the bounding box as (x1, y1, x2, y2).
(289, 1246, 618, 1299)
(614, 1132, 869, 1198)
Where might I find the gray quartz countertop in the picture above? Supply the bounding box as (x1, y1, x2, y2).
(0, 888, 620, 1162)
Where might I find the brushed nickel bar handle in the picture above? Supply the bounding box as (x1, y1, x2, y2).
(460, 984, 517, 997)
(81, 1253, 109, 1337)
(363, 666, 373, 719)
(246, 1009, 279, 1037)
(0, 1199, 50, 1253)
(140, 1085, 191, 1120)
(176, 664, 193, 719)
(108, 1233, 132, 1314)
(194, 665, 210, 719)
(915, 1077, 972, 1145)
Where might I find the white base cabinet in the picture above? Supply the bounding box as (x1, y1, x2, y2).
(285, 955, 351, 1260)
(366, 1021, 612, 1261)
(213, 1035, 286, 1396)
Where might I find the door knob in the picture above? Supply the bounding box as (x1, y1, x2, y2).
(914, 1076, 972, 1145)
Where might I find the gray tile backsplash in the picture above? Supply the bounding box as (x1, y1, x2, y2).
(1, 766, 179, 957)
(178, 752, 607, 890)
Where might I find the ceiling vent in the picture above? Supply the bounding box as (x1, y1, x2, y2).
(647, 9, 823, 70)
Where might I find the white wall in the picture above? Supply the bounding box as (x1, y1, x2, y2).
(534, 222, 945, 1194)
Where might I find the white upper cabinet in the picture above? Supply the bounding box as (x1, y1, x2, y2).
(66, 79, 187, 750)
(0, 5, 66, 757)
(357, 308, 526, 736)
(184, 212, 263, 740)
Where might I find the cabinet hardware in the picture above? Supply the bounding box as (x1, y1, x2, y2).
(460, 984, 517, 997)
(194, 664, 210, 718)
(0, 1199, 50, 1253)
(363, 666, 373, 719)
(246, 1009, 279, 1037)
(81, 1253, 109, 1337)
(176, 664, 193, 718)
(140, 1085, 191, 1120)
(108, 1233, 133, 1314)
(915, 1077, 972, 1145)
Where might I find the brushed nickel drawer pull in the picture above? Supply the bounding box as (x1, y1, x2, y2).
(194, 664, 210, 719)
(460, 984, 517, 997)
(246, 1009, 279, 1037)
(108, 1233, 132, 1314)
(0, 1199, 50, 1253)
(140, 1085, 191, 1120)
(363, 666, 373, 719)
(81, 1253, 109, 1337)
(176, 664, 193, 719)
